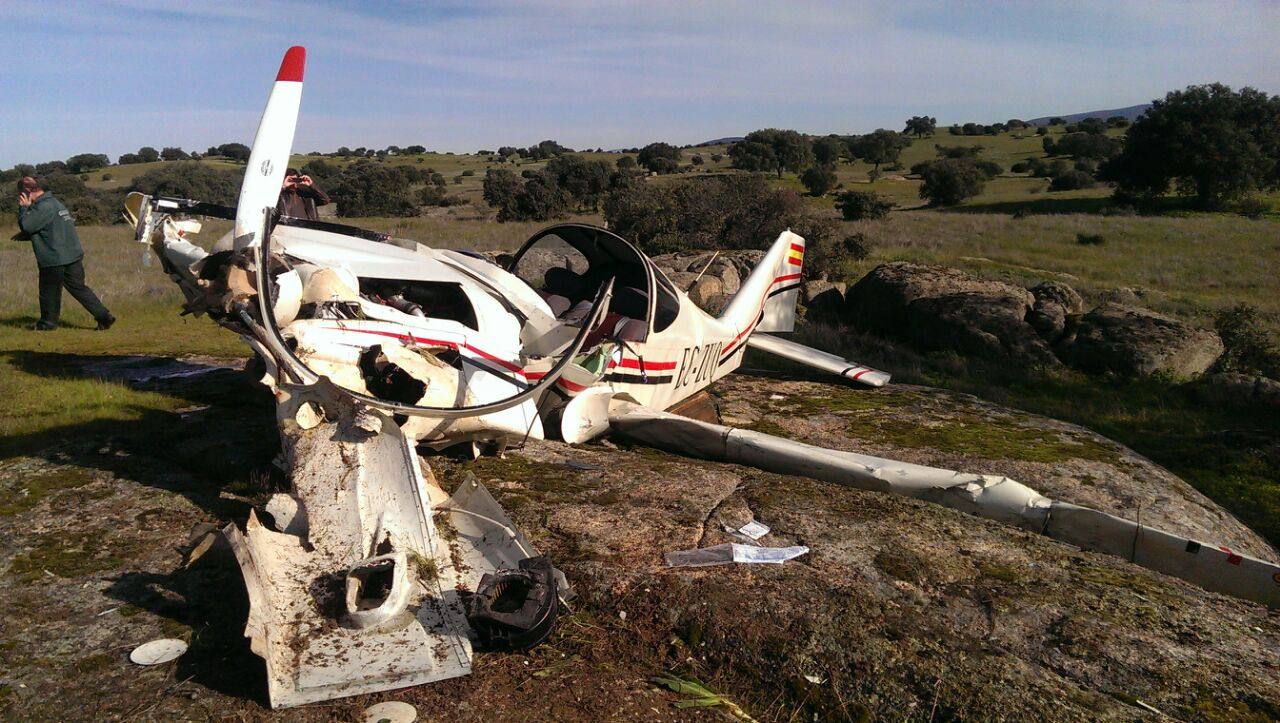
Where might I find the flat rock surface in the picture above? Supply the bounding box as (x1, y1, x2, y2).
(0, 362, 1277, 721)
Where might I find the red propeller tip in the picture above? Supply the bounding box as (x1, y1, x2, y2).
(276, 46, 306, 82)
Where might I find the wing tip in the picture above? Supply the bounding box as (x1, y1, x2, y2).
(276, 46, 306, 82)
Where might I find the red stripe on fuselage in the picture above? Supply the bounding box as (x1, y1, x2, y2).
(337, 328, 524, 374)
(720, 273, 803, 359)
(614, 357, 677, 371)
(557, 377, 589, 393)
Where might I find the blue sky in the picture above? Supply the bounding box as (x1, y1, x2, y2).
(1, 0, 1277, 167)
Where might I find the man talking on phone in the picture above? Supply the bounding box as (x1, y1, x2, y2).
(14, 176, 115, 331)
(276, 168, 330, 221)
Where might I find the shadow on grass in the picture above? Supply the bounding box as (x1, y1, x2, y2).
(0, 350, 278, 519)
(0, 314, 96, 331)
(944, 196, 1115, 215)
(0, 350, 280, 705)
(942, 194, 1218, 217)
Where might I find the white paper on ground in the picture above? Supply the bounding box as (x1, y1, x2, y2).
(664, 543, 808, 568)
(738, 521, 770, 539)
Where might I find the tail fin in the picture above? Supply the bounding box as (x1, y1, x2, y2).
(233, 46, 306, 249)
(718, 230, 804, 333)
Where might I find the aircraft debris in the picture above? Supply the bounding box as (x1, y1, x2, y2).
(613, 404, 1280, 607)
(664, 543, 810, 568)
(732, 521, 771, 540)
(129, 639, 188, 666)
(121, 43, 1280, 708)
(464, 556, 561, 651)
(362, 701, 418, 723)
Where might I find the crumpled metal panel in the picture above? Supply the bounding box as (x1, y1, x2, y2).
(224, 380, 473, 708)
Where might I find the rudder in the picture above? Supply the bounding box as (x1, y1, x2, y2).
(718, 230, 805, 334)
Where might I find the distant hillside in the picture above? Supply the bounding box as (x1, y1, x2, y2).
(1028, 104, 1150, 126)
(695, 136, 743, 147)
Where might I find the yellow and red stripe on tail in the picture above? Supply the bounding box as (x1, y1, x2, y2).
(718, 230, 806, 341)
(787, 240, 805, 268)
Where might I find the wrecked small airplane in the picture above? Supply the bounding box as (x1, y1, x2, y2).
(124, 46, 1280, 707)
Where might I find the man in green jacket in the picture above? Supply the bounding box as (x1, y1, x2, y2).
(15, 176, 115, 331)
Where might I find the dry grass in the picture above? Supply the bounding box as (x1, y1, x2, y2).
(821, 209, 1280, 332)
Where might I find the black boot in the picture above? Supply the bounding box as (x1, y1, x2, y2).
(95, 314, 116, 331)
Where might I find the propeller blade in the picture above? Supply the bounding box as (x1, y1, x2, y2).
(233, 46, 306, 249)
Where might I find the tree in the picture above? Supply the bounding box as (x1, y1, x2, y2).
(214, 143, 251, 162)
(918, 159, 987, 206)
(1048, 117, 1065, 126)
(602, 173, 829, 255)
(127, 162, 241, 204)
(730, 129, 812, 178)
(503, 172, 569, 221)
(1049, 169, 1095, 191)
(974, 160, 1003, 179)
(1106, 116, 1130, 128)
(65, 153, 110, 173)
(404, 145, 426, 154)
(616, 155, 638, 172)
(1067, 118, 1107, 135)
(326, 161, 420, 216)
(727, 140, 776, 174)
(637, 142, 681, 174)
(544, 154, 611, 209)
(137, 146, 160, 163)
(903, 116, 937, 138)
(690, 154, 704, 166)
(847, 130, 910, 172)
(811, 136, 845, 166)
(800, 165, 838, 196)
(1053, 132, 1121, 161)
(834, 190, 892, 220)
(300, 158, 340, 185)
(527, 140, 570, 160)
(160, 147, 190, 161)
(33, 161, 67, 176)
(1100, 84, 1280, 207)
(482, 168, 522, 217)
(418, 185, 465, 207)
(934, 144, 983, 159)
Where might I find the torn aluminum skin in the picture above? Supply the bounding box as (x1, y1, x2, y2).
(223, 377, 552, 708)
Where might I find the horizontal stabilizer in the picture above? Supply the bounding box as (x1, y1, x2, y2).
(746, 333, 889, 387)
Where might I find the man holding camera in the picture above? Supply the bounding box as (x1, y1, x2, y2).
(15, 176, 114, 331)
(276, 168, 330, 221)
